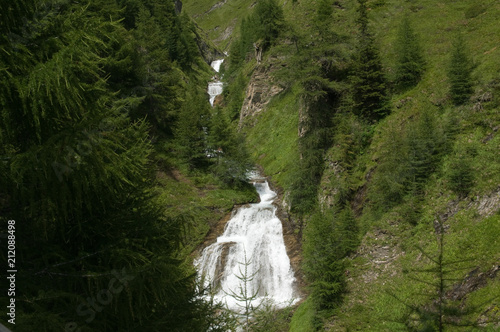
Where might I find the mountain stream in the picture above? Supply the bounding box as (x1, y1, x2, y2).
(208, 59, 224, 106)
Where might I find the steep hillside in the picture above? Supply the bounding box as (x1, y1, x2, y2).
(183, 0, 255, 50)
(186, 0, 500, 330)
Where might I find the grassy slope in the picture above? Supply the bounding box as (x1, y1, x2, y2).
(183, 0, 255, 50)
(185, 0, 500, 330)
(243, 88, 300, 190)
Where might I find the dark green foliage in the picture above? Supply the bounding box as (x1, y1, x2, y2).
(370, 109, 448, 210)
(333, 112, 372, 170)
(284, 10, 351, 215)
(289, 149, 323, 214)
(254, 0, 285, 50)
(351, 0, 390, 120)
(175, 90, 211, 169)
(251, 302, 293, 332)
(394, 15, 425, 90)
(303, 208, 359, 311)
(226, 0, 284, 74)
(0, 0, 231, 330)
(445, 146, 475, 197)
(208, 109, 253, 186)
(133, 5, 182, 134)
(448, 34, 474, 105)
(316, 0, 333, 25)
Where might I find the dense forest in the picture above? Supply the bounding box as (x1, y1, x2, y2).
(1, 0, 499, 331)
(0, 0, 254, 331)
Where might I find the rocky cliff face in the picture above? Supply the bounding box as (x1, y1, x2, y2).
(192, 25, 224, 65)
(238, 63, 283, 128)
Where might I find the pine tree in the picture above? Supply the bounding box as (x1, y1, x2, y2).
(315, 0, 333, 38)
(208, 109, 252, 186)
(225, 250, 261, 331)
(394, 15, 425, 90)
(448, 34, 473, 105)
(133, 5, 182, 134)
(351, 0, 390, 121)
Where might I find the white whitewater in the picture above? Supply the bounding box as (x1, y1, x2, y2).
(195, 174, 298, 311)
(208, 59, 224, 106)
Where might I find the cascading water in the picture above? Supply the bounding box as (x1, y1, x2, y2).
(208, 59, 224, 106)
(195, 173, 298, 311)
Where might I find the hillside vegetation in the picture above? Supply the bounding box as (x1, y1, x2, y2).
(185, 0, 500, 330)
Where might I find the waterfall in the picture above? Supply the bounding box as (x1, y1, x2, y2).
(195, 173, 298, 311)
(208, 59, 224, 106)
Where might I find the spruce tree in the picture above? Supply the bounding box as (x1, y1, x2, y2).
(351, 0, 390, 121)
(175, 90, 210, 169)
(448, 34, 473, 105)
(394, 15, 425, 90)
(303, 208, 358, 311)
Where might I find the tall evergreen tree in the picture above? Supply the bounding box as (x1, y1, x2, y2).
(448, 33, 473, 105)
(394, 15, 425, 90)
(351, 0, 390, 121)
(303, 208, 358, 310)
(0, 1, 224, 330)
(254, 0, 285, 50)
(175, 90, 210, 169)
(133, 5, 182, 134)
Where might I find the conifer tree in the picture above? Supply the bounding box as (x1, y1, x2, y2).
(0, 1, 225, 330)
(303, 208, 358, 310)
(351, 0, 390, 121)
(391, 219, 483, 331)
(394, 15, 425, 90)
(175, 90, 210, 169)
(315, 0, 333, 38)
(133, 5, 182, 134)
(448, 34, 473, 105)
(208, 109, 252, 186)
(254, 0, 285, 50)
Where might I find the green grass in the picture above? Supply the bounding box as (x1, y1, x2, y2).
(243, 87, 300, 191)
(289, 297, 316, 332)
(155, 169, 257, 258)
(183, 0, 255, 50)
